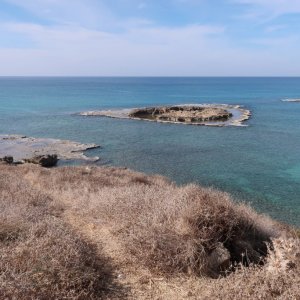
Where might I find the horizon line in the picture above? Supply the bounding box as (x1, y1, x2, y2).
(1, 75, 300, 78)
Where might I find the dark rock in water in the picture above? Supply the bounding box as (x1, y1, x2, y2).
(0, 156, 14, 164)
(25, 154, 58, 168)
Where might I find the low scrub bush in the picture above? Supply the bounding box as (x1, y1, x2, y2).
(0, 167, 121, 299)
(1, 164, 298, 299)
(18, 165, 282, 277)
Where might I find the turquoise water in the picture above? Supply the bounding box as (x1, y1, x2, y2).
(0, 77, 300, 225)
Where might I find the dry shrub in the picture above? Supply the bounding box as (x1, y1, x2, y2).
(117, 184, 279, 277)
(205, 237, 300, 299)
(0, 166, 123, 299)
(0, 218, 112, 299)
(0, 221, 22, 244)
(1, 164, 298, 299)
(17, 165, 281, 277)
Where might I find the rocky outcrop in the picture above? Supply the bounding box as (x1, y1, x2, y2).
(129, 106, 233, 123)
(24, 154, 58, 167)
(207, 243, 231, 277)
(79, 104, 251, 127)
(0, 156, 14, 164)
(0, 135, 100, 167)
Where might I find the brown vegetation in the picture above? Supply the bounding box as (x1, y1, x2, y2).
(0, 165, 122, 299)
(0, 163, 299, 299)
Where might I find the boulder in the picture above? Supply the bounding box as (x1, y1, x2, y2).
(207, 243, 231, 277)
(25, 154, 58, 167)
(0, 156, 14, 164)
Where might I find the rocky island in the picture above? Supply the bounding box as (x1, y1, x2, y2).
(128, 105, 232, 122)
(79, 104, 251, 126)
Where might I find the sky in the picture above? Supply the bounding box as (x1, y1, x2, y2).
(0, 0, 300, 76)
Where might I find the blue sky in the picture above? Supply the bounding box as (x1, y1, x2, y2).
(0, 0, 300, 76)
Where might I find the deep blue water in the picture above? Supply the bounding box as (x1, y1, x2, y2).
(0, 77, 300, 225)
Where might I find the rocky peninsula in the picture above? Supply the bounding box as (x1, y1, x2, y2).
(79, 104, 251, 126)
(0, 135, 100, 167)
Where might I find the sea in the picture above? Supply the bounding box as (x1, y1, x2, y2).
(0, 77, 299, 226)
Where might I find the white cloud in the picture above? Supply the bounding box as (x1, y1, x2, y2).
(2, 22, 223, 47)
(4, 0, 155, 33)
(234, 0, 300, 19)
(0, 20, 299, 76)
(4, 0, 115, 29)
(264, 24, 286, 33)
(1, 0, 300, 75)
(250, 35, 299, 46)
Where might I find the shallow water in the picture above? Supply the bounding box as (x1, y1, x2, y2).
(0, 77, 300, 225)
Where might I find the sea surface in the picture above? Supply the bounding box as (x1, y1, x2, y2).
(0, 77, 300, 226)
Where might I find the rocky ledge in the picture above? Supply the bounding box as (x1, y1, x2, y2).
(79, 104, 251, 127)
(0, 135, 100, 167)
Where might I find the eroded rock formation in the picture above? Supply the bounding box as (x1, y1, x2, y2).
(129, 106, 233, 123)
(0, 135, 100, 167)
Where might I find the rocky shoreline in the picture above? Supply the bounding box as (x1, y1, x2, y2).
(79, 104, 251, 127)
(0, 135, 100, 167)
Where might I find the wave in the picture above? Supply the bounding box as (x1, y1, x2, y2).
(281, 98, 300, 102)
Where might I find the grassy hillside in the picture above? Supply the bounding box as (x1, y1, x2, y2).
(0, 163, 299, 299)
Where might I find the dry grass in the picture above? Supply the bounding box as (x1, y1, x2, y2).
(0, 163, 299, 299)
(204, 237, 300, 299)
(0, 166, 123, 299)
